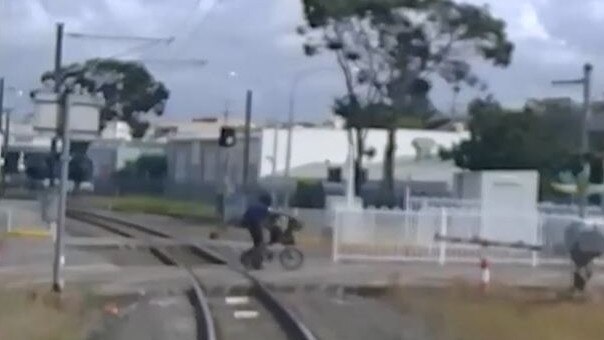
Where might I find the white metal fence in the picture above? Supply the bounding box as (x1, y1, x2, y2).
(0, 208, 12, 234)
(332, 207, 588, 266)
(409, 196, 604, 217)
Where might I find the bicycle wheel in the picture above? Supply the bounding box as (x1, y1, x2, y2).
(240, 249, 254, 269)
(279, 247, 304, 270)
(240, 249, 263, 270)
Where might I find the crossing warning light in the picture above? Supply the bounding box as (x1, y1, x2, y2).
(219, 126, 236, 147)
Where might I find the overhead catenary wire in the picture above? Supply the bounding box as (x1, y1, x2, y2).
(62, 0, 217, 65)
(122, 58, 208, 67)
(167, 0, 220, 57)
(65, 31, 174, 65)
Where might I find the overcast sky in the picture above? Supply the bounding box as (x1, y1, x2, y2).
(0, 0, 602, 123)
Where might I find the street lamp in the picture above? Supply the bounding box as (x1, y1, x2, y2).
(283, 67, 361, 208)
(283, 68, 332, 178)
(281, 68, 333, 207)
(222, 71, 239, 122)
(0, 80, 25, 195)
(551, 62, 593, 217)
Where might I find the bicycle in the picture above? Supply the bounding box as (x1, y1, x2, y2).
(240, 212, 305, 271)
(240, 243, 304, 270)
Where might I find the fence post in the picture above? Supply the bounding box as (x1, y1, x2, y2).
(6, 209, 11, 233)
(532, 214, 542, 268)
(332, 208, 340, 263)
(438, 208, 447, 265)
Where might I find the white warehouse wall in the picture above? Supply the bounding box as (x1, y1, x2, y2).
(259, 127, 469, 177)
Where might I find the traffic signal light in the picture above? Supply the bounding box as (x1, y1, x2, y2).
(590, 155, 603, 184)
(219, 126, 236, 147)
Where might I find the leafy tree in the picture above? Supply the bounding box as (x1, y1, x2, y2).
(527, 98, 582, 150)
(40, 59, 169, 138)
(300, 1, 392, 195)
(114, 155, 167, 180)
(299, 0, 513, 205)
(442, 98, 575, 198)
(135, 155, 168, 179)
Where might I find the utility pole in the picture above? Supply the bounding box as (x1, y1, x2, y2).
(283, 68, 332, 206)
(52, 22, 66, 293)
(580, 63, 593, 218)
(0, 78, 4, 195)
(50, 23, 64, 188)
(0, 81, 22, 197)
(345, 130, 356, 207)
(582, 64, 593, 156)
(284, 85, 295, 179)
(552, 62, 593, 218)
(242, 90, 252, 189)
(1, 108, 10, 197)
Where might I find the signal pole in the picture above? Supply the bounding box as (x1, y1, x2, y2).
(242, 90, 252, 189)
(552, 63, 593, 218)
(0, 78, 4, 195)
(52, 22, 66, 293)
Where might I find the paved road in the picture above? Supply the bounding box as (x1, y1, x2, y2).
(279, 291, 435, 340)
(85, 209, 583, 290)
(1, 207, 582, 293)
(0, 199, 47, 232)
(2, 206, 595, 340)
(92, 294, 196, 340)
(208, 294, 290, 340)
(83, 209, 331, 255)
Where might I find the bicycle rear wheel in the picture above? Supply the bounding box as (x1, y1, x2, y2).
(240, 248, 263, 270)
(279, 247, 304, 270)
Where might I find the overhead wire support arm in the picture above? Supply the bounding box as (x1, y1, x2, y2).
(66, 32, 174, 44)
(128, 58, 208, 66)
(552, 79, 584, 86)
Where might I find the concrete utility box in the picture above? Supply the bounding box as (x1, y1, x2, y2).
(453, 170, 540, 244)
(32, 91, 103, 141)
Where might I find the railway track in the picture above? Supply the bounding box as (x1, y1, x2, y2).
(67, 209, 317, 340)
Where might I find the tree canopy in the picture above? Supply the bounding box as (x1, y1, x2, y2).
(300, 0, 513, 105)
(114, 155, 167, 180)
(442, 99, 571, 170)
(441, 98, 583, 199)
(41, 59, 169, 138)
(299, 0, 513, 204)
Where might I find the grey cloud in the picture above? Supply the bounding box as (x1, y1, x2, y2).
(536, 0, 603, 56)
(1, 0, 601, 124)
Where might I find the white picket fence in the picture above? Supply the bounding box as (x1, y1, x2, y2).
(332, 207, 587, 266)
(409, 196, 604, 216)
(0, 208, 12, 234)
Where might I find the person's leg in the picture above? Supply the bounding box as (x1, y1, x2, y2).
(251, 227, 263, 247)
(269, 226, 282, 245)
(249, 227, 264, 269)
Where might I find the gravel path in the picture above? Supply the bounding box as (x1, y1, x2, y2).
(278, 291, 438, 340)
(92, 294, 196, 340)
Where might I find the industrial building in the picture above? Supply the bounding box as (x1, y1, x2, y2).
(162, 123, 469, 203)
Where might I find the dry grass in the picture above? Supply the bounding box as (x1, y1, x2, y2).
(0, 288, 96, 340)
(388, 282, 604, 340)
(91, 195, 217, 221)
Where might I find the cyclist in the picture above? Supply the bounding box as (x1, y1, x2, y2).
(241, 193, 273, 268)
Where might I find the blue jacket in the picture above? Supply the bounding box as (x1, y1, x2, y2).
(242, 203, 270, 231)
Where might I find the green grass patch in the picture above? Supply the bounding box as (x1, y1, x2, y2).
(387, 283, 604, 340)
(98, 195, 217, 221)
